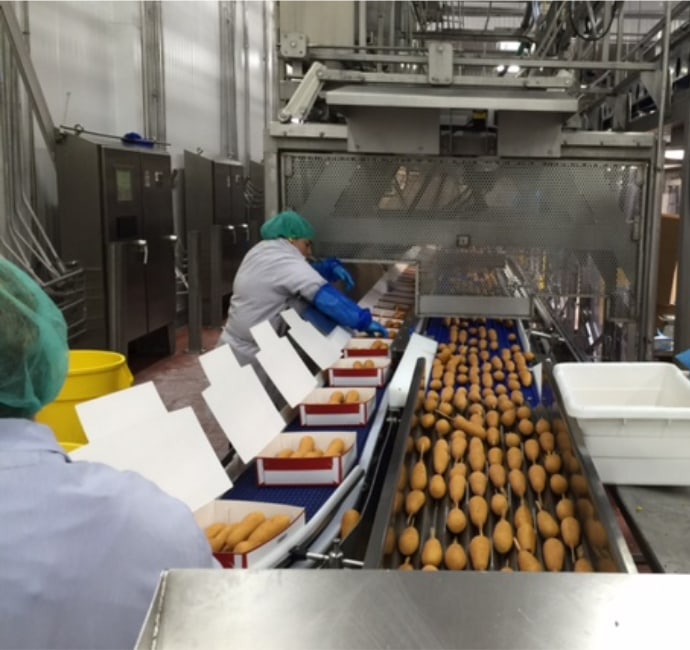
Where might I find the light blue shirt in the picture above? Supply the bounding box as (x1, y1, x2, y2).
(0, 419, 218, 650)
(219, 238, 326, 363)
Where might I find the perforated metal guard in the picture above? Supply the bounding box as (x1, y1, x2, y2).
(282, 153, 645, 332)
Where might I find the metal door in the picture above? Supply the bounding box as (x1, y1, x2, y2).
(141, 153, 176, 332)
(101, 148, 148, 342)
(227, 161, 245, 225)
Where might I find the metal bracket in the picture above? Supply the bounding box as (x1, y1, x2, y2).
(428, 42, 453, 86)
(304, 539, 364, 569)
(278, 61, 326, 123)
(281, 32, 308, 59)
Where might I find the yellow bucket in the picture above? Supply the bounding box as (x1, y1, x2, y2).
(35, 350, 134, 446)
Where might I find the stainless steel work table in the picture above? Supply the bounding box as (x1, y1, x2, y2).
(137, 570, 690, 649)
(614, 485, 690, 573)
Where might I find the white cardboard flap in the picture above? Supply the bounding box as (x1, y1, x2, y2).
(251, 322, 317, 408)
(280, 308, 342, 369)
(248, 320, 279, 351)
(388, 332, 438, 409)
(202, 364, 286, 463)
(327, 325, 352, 350)
(199, 345, 241, 385)
(69, 407, 232, 512)
(76, 382, 167, 443)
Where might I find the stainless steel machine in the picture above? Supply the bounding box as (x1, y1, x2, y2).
(183, 151, 252, 326)
(264, 0, 678, 364)
(55, 133, 177, 354)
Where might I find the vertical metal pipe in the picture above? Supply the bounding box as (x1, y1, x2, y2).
(376, 9, 383, 72)
(262, 0, 270, 127)
(614, 2, 625, 86)
(219, 1, 238, 159)
(270, 0, 280, 125)
(601, 1, 612, 62)
(141, 1, 166, 143)
(242, 0, 251, 168)
(358, 0, 366, 51)
(644, 2, 672, 360)
(676, 120, 690, 356)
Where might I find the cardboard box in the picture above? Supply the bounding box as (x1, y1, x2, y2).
(657, 213, 679, 314)
(327, 358, 391, 387)
(344, 338, 393, 358)
(299, 387, 376, 426)
(255, 432, 357, 486)
(194, 500, 305, 568)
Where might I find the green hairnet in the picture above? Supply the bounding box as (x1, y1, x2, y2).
(260, 210, 315, 241)
(0, 258, 69, 418)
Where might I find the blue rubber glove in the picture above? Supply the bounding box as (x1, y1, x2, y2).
(312, 258, 355, 292)
(313, 284, 372, 331)
(332, 264, 355, 292)
(368, 321, 389, 338)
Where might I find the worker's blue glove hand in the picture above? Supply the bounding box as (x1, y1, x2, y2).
(367, 321, 389, 338)
(312, 258, 355, 291)
(332, 264, 355, 292)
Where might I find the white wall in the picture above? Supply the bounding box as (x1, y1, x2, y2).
(234, 0, 271, 166)
(30, 1, 143, 136)
(2, 0, 272, 256)
(162, 1, 222, 169)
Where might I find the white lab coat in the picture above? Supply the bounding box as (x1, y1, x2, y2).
(0, 419, 218, 650)
(218, 238, 327, 364)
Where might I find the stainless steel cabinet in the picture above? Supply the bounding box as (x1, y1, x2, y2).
(56, 135, 176, 354)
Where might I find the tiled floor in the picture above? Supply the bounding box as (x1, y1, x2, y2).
(131, 326, 230, 460)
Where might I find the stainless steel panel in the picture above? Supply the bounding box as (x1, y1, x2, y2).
(497, 112, 562, 158)
(326, 85, 579, 112)
(56, 135, 107, 348)
(346, 107, 440, 155)
(137, 570, 690, 650)
(278, 0, 355, 48)
(141, 153, 176, 333)
(419, 294, 532, 318)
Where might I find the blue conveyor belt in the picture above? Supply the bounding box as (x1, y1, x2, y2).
(221, 389, 384, 521)
(424, 317, 540, 406)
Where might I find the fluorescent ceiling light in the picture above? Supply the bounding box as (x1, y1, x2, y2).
(498, 41, 521, 51)
(666, 149, 684, 160)
(495, 65, 506, 73)
(507, 65, 520, 73)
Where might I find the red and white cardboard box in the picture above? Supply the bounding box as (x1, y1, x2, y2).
(327, 358, 391, 388)
(299, 387, 376, 427)
(344, 338, 393, 358)
(255, 432, 357, 486)
(194, 500, 305, 569)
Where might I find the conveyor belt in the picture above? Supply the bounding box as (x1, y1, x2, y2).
(222, 388, 385, 520)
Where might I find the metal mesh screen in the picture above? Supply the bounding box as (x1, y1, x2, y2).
(282, 153, 645, 330)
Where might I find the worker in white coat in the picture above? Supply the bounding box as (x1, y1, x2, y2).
(218, 210, 388, 365)
(0, 258, 218, 650)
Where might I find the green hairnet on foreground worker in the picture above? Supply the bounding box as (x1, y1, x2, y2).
(0, 257, 218, 650)
(218, 210, 388, 366)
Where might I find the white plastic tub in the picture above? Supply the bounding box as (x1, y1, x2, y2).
(553, 362, 690, 485)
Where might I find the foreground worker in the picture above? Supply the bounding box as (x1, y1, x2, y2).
(218, 210, 388, 364)
(0, 258, 217, 650)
